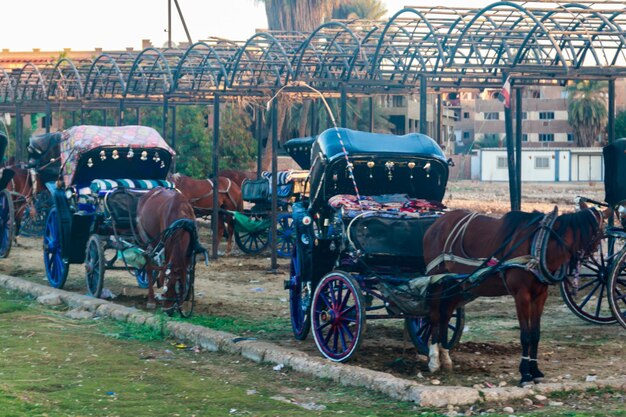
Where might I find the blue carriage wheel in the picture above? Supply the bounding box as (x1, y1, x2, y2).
(560, 234, 619, 325)
(85, 235, 105, 298)
(43, 208, 69, 289)
(235, 227, 269, 255)
(0, 189, 14, 258)
(311, 271, 366, 362)
(132, 269, 151, 289)
(288, 246, 311, 340)
(405, 308, 465, 356)
(275, 213, 294, 258)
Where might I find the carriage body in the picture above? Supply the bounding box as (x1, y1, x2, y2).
(42, 125, 177, 296)
(286, 128, 464, 361)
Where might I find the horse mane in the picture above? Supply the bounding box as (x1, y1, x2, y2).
(554, 208, 598, 252)
(497, 210, 544, 242)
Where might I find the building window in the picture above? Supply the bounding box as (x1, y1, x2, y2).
(484, 112, 499, 120)
(522, 134, 528, 142)
(567, 133, 574, 142)
(463, 112, 470, 119)
(521, 112, 528, 120)
(539, 133, 554, 142)
(539, 112, 555, 120)
(463, 131, 470, 139)
(393, 96, 406, 107)
(497, 156, 508, 169)
(535, 156, 550, 169)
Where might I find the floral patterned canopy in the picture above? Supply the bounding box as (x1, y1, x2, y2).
(60, 125, 175, 186)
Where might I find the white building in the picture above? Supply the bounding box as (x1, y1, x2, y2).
(473, 148, 603, 182)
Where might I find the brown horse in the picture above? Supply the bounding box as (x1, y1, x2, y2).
(219, 169, 255, 188)
(422, 204, 606, 386)
(3, 165, 40, 235)
(136, 187, 199, 315)
(171, 173, 243, 254)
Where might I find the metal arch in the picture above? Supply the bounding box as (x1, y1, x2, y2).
(172, 41, 230, 93)
(228, 32, 294, 88)
(125, 47, 174, 97)
(84, 54, 126, 98)
(368, 8, 446, 79)
(14, 62, 48, 102)
(292, 21, 364, 86)
(375, 24, 434, 84)
(449, 1, 568, 71)
(559, 4, 626, 69)
(48, 58, 84, 101)
(0, 68, 15, 104)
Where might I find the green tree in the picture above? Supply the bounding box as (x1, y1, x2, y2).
(260, 0, 339, 31)
(567, 80, 608, 147)
(615, 110, 626, 140)
(332, 0, 387, 19)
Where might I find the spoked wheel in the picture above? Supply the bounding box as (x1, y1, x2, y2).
(0, 189, 14, 258)
(560, 235, 619, 324)
(85, 235, 105, 298)
(174, 256, 196, 318)
(275, 213, 294, 258)
(608, 246, 626, 329)
(43, 208, 69, 289)
(405, 308, 465, 356)
(288, 246, 311, 340)
(132, 268, 151, 289)
(311, 271, 366, 362)
(234, 216, 269, 255)
(21, 190, 52, 238)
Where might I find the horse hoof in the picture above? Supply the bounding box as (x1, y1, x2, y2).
(519, 376, 534, 388)
(533, 377, 544, 384)
(146, 302, 157, 310)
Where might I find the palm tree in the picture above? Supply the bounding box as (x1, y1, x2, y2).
(567, 80, 608, 147)
(332, 0, 387, 20)
(261, 0, 338, 31)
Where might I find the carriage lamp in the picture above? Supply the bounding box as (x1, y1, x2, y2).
(112, 150, 119, 160)
(127, 148, 135, 158)
(408, 161, 416, 178)
(385, 161, 395, 180)
(367, 161, 375, 178)
(100, 150, 107, 161)
(424, 162, 431, 178)
(87, 158, 94, 168)
(302, 216, 312, 226)
(141, 151, 148, 161)
(153, 152, 161, 162)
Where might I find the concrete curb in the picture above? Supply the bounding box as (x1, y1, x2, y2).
(1, 273, 624, 407)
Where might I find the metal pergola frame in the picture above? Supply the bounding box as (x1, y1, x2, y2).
(1, 0, 625, 268)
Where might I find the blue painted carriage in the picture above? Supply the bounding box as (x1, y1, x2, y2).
(284, 128, 464, 361)
(41, 126, 196, 314)
(561, 138, 626, 329)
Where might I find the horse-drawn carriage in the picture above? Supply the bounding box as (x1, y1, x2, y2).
(285, 128, 464, 361)
(41, 125, 201, 316)
(234, 166, 309, 257)
(560, 137, 626, 329)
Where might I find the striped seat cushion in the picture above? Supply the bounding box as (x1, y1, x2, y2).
(89, 179, 175, 193)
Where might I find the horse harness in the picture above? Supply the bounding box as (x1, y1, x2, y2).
(425, 208, 603, 286)
(188, 177, 238, 213)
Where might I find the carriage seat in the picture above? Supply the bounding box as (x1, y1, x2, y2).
(329, 194, 445, 218)
(27, 132, 63, 157)
(86, 179, 175, 196)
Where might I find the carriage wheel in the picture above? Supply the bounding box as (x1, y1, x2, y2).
(20, 190, 52, 238)
(43, 208, 69, 289)
(234, 222, 269, 255)
(0, 189, 14, 258)
(276, 213, 294, 258)
(311, 271, 366, 362)
(560, 235, 618, 324)
(607, 247, 626, 329)
(85, 235, 105, 298)
(405, 308, 465, 356)
(175, 256, 196, 318)
(288, 246, 311, 340)
(132, 268, 151, 289)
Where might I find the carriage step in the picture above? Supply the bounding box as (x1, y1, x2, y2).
(283, 280, 291, 290)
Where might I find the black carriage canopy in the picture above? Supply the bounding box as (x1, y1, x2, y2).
(603, 138, 626, 207)
(304, 128, 449, 209)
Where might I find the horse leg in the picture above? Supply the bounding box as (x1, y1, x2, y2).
(528, 287, 548, 383)
(146, 263, 157, 310)
(514, 289, 534, 386)
(218, 211, 230, 255)
(439, 300, 459, 371)
(428, 292, 442, 373)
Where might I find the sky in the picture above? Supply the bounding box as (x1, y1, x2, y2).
(0, 0, 493, 52)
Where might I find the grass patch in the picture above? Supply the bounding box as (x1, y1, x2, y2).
(181, 313, 291, 337)
(99, 317, 168, 342)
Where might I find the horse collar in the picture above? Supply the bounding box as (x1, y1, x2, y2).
(531, 210, 567, 284)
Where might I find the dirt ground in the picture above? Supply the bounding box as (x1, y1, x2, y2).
(1, 179, 624, 390)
